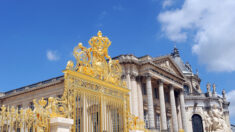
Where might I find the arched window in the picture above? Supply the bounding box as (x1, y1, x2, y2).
(184, 85, 190, 94)
(192, 114, 204, 132)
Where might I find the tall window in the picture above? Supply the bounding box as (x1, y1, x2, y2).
(17, 104, 22, 113)
(57, 95, 62, 98)
(184, 85, 190, 94)
(29, 102, 34, 110)
(155, 114, 160, 129)
(44, 98, 49, 108)
(154, 88, 158, 99)
(142, 83, 147, 95)
(17, 104, 22, 110)
(167, 117, 171, 132)
(144, 110, 149, 128)
(92, 112, 99, 132)
(165, 93, 169, 102)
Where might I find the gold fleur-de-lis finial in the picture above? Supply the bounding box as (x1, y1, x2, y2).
(97, 30, 102, 37)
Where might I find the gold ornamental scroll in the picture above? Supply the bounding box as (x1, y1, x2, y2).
(63, 31, 130, 132)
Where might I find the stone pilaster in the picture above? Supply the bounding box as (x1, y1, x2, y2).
(169, 85, 178, 132)
(146, 75, 156, 129)
(158, 80, 167, 131)
(179, 90, 188, 132)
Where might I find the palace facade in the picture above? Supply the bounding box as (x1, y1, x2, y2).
(0, 47, 232, 132)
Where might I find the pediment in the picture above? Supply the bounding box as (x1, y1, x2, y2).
(153, 56, 185, 78)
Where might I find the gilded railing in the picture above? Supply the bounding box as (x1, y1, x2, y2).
(0, 97, 67, 132)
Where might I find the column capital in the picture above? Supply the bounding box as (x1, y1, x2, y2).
(178, 88, 184, 93)
(121, 74, 126, 80)
(130, 73, 138, 80)
(144, 73, 152, 78)
(136, 76, 142, 82)
(157, 79, 163, 84)
(168, 84, 173, 89)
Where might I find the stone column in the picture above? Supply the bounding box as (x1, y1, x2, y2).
(126, 73, 133, 113)
(146, 75, 156, 129)
(179, 90, 188, 132)
(137, 77, 144, 120)
(50, 117, 74, 132)
(158, 80, 167, 131)
(131, 75, 139, 116)
(177, 98, 183, 130)
(169, 85, 179, 132)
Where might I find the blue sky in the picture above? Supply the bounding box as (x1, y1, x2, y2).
(0, 0, 235, 124)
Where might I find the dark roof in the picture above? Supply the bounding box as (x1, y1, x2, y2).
(2, 75, 64, 97)
(171, 47, 192, 74)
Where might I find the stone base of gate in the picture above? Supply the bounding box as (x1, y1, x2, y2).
(50, 117, 74, 132)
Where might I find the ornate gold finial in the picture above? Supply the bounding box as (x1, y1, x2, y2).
(66, 31, 126, 87)
(97, 30, 102, 37)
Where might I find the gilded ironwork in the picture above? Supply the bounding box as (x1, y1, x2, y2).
(0, 31, 147, 132)
(63, 31, 132, 132)
(66, 31, 126, 87)
(0, 97, 65, 132)
(127, 114, 146, 131)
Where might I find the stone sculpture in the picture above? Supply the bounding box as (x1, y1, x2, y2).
(212, 83, 216, 94)
(203, 105, 231, 132)
(206, 83, 211, 93)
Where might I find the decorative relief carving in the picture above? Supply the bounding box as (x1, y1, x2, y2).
(65, 74, 125, 100)
(155, 60, 177, 75)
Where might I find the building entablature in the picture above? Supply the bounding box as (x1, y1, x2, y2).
(116, 54, 186, 89)
(0, 76, 64, 100)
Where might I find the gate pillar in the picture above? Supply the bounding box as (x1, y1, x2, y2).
(50, 117, 74, 132)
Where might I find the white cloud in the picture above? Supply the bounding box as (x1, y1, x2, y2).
(158, 0, 235, 72)
(227, 90, 235, 122)
(47, 50, 60, 61)
(162, 0, 173, 8)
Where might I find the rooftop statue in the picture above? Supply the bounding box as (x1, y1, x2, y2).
(212, 83, 216, 94)
(222, 89, 226, 99)
(66, 31, 126, 87)
(206, 83, 211, 92)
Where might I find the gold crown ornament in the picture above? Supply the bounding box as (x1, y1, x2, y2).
(66, 31, 126, 87)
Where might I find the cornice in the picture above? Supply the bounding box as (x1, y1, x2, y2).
(0, 79, 64, 100)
